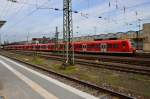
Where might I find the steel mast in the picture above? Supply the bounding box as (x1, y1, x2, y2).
(63, 0, 74, 65)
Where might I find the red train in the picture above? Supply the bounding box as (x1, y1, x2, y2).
(4, 40, 136, 54)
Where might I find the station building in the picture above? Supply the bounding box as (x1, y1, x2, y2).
(143, 23, 150, 51)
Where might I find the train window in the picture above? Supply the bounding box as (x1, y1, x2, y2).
(99, 44, 101, 48)
(103, 45, 106, 48)
(108, 44, 112, 48)
(60, 45, 63, 48)
(46, 45, 48, 49)
(51, 45, 54, 48)
(131, 43, 135, 47)
(101, 45, 103, 48)
(122, 41, 126, 47)
(48, 45, 51, 48)
(36, 45, 40, 49)
(110, 44, 112, 48)
(114, 44, 118, 48)
(75, 45, 78, 48)
(42, 45, 47, 49)
(82, 45, 84, 48)
(87, 45, 92, 48)
(83, 45, 84, 48)
(122, 43, 126, 47)
(82, 45, 87, 48)
(94, 44, 99, 48)
(79, 45, 82, 48)
(78, 45, 80, 48)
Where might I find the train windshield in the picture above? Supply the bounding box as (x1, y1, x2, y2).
(131, 42, 136, 48)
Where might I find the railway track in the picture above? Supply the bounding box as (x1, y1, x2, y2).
(0, 53, 135, 99)
(7, 50, 150, 76)
(12, 50, 150, 67)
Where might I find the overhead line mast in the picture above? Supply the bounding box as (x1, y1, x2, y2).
(63, 0, 74, 66)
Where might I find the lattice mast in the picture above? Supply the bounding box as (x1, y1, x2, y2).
(63, 0, 74, 65)
(55, 26, 59, 50)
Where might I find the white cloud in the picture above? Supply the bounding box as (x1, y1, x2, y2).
(0, 0, 150, 42)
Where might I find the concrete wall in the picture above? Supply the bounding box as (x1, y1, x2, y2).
(143, 23, 150, 51)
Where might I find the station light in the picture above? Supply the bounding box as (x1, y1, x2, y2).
(73, 11, 78, 13)
(54, 8, 60, 11)
(98, 16, 102, 18)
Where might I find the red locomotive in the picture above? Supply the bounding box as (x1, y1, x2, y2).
(4, 40, 136, 54)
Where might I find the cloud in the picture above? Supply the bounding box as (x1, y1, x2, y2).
(0, 0, 150, 42)
(73, 0, 150, 35)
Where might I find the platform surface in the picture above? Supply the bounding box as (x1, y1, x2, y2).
(0, 55, 98, 99)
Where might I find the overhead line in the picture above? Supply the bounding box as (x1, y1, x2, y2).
(3, 1, 13, 19)
(6, 1, 49, 31)
(7, 0, 26, 20)
(0, 2, 9, 19)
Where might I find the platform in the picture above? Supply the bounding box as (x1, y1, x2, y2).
(0, 55, 98, 99)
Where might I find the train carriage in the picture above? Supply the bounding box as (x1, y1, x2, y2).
(4, 40, 135, 54)
(73, 40, 135, 54)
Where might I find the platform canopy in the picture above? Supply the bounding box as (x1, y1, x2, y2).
(0, 20, 6, 28)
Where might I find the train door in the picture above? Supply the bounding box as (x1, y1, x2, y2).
(82, 44, 87, 52)
(101, 43, 107, 52)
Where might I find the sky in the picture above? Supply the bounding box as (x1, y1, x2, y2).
(0, 0, 150, 43)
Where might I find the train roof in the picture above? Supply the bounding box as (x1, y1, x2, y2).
(6, 40, 130, 46)
(74, 40, 130, 44)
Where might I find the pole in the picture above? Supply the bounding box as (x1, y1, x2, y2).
(94, 26, 97, 35)
(55, 26, 59, 51)
(27, 32, 29, 44)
